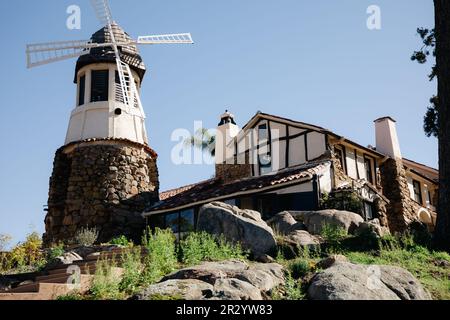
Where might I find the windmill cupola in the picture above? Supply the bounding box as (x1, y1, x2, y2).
(74, 23, 146, 83)
(66, 23, 149, 145)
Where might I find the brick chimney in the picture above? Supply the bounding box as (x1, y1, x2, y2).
(215, 111, 251, 183)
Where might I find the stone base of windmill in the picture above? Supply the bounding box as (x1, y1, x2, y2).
(43, 139, 160, 246)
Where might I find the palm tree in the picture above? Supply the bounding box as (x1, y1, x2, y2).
(184, 128, 216, 157)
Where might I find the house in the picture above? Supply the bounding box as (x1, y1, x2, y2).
(143, 111, 438, 237)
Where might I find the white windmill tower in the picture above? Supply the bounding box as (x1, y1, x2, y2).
(30, 0, 194, 245)
(27, 0, 193, 145)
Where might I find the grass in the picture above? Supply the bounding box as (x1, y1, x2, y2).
(346, 246, 450, 300)
(179, 232, 248, 266)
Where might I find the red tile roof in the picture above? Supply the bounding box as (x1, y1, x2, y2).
(145, 161, 329, 215)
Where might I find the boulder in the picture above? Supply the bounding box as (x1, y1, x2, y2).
(316, 255, 349, 269)
(161, 260, 285, 298)
(267, 212, 298, 235)
(161, 260, 249, 285)
(197, 202, 277, 256)
(308, 262, 431, 300)
(46, 251, 83, 269)
(132, 279, 214, 300)
(290, 210, 364, 235)
(287, 230, 321, 249)
(241, 263, 285, 292)
(355, 219, 390, 238)
(213, 278, 263, 300)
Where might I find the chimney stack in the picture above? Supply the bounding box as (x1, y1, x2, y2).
(215, 110, 239, 165)
(374, 116, 402, 159)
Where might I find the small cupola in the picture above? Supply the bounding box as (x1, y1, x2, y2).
(216, 110, 239, 165)
(218, 110, 237, 126)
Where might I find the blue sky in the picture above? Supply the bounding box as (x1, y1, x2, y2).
(0, 0, 437, 246)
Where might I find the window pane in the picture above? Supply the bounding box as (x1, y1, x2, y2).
(78, 75, 85, 106)
(413, 180, 423, 205)
(179, 209, 194, 233)
(258, 124, 268, 141)
(91, 70, 109, 102)
(165, 213, 179, 233)
(364, 158, 373, 184)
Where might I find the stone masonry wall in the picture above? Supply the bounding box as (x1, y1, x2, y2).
(379, 158, 419, 233)
(44, 140, 159, 246)
(215, 152, 252, 184)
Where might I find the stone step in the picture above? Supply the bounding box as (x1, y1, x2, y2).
(9, 282, 39, 293)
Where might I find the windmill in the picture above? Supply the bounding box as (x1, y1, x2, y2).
(38, 0, 194, 244)
(26, 0, 193, 119)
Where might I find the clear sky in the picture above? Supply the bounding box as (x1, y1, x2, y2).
(0, 0, 437, 246)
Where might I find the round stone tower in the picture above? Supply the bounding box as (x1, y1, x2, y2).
(44, 24, 159, 245)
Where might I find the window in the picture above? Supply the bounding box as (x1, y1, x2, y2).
(165, 213, 179, 234)
(364, 202, 374, 220)
(364, 157, 374, 184)
(258, 123, 268, 142)
(78, 75, 85, 106)
(91, 70, 109, 102)
(179, 209, 195, 233)
(424, 186, 433, 207)
(413, 180, 423, 205)
(258, 124, 272, 174)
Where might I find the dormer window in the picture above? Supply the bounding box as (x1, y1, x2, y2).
(78, 74, 85, 106)
(91, 70, 109, 102)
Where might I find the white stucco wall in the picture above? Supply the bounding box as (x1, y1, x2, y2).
(65, 63, 148, 145)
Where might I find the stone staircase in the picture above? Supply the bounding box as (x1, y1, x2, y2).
(0, 248, 127, 300)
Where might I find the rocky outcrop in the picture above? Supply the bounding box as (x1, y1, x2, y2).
(136, 260, 285, 300)
(290, 210, 364, 235)
(267, 212, 305, 235)
(355, 219, 390, 238)
(44, 140, 160, 246)
(197, 202, 277, 256)
(133, 279, 214, 300)
(308, 262, 431, 300)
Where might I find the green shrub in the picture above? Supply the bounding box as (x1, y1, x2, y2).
(5, 232, 46, 272)
(57, 293, 85, 300)
(110, 235, 133, 247)
(47, 244, 65, 261)
(74, 227, 99, 246)
(141, 228, 178, 285)
(320, 191, 363, 214)
(91, 258, 123, 300)
(271, 272, 305, 300)
(179, 232, 247, 266)
(289, 259, 311, 279)
(321, 223, 348, 253)
(119, 247, 143, 294)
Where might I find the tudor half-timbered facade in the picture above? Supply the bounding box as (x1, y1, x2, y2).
(143, 111, 439, 238)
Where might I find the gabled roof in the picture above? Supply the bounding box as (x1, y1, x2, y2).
(239, 112, 386, 158)
(403, 158, 439, 183)
(144, 160, 330, 216)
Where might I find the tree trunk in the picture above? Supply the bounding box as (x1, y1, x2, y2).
(434, 0, 450, 250)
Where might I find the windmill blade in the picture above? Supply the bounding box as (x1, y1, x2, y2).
(137, 33, 194, 45)
(90, 0, 113, 26)
(26, 40, 90, 68)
